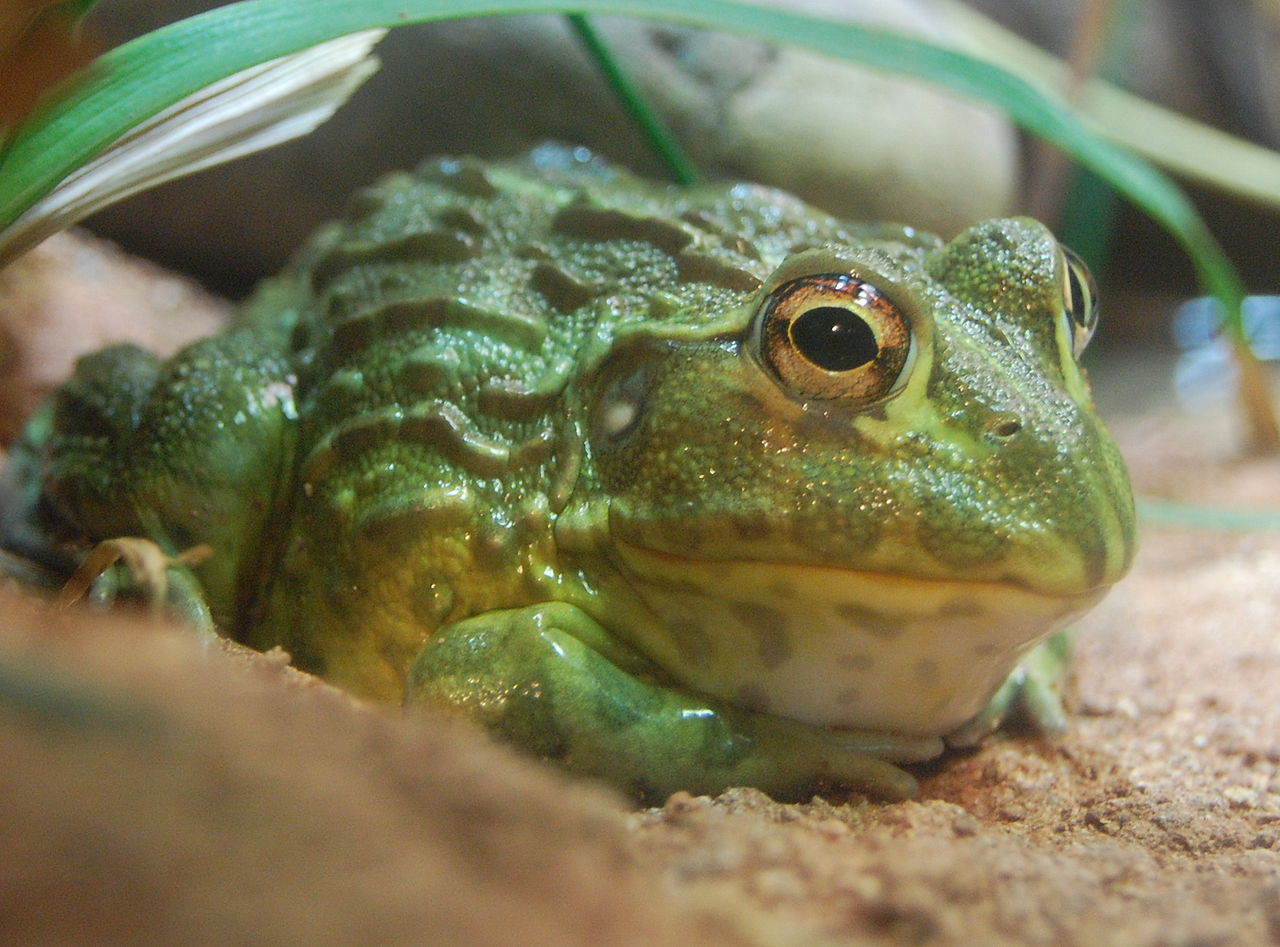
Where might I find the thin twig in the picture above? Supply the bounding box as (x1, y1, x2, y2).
(1026, 0, 1119, 223)
(1230, 331, 1280, 454)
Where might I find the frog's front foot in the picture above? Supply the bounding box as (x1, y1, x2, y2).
(947, 631, 1071, 748)
(405, 602, 942, 801)
(57, 537, 217, 641)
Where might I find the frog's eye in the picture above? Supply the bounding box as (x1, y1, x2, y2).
(759, 273, 912, 403)
(1060, 247, 1098, 357)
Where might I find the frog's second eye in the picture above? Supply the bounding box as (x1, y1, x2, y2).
(759, 274, 912, 403)
(1060, 247, 1099, 357)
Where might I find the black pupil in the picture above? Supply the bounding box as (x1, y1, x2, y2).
(1067, 267, 1086, 322)
(790, 306, 877, 371)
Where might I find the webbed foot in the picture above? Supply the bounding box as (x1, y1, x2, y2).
(406, 601, 942, 801)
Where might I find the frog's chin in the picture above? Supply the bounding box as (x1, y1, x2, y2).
(607, 539, 1105, 735)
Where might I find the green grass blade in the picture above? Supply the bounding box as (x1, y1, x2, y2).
(0, 0, 1248, 323)
(1138, 498, 1280, 531)
(938, 0, 1280, 212)
(565, 14, 698, 185)
(0, 29, 383, 266)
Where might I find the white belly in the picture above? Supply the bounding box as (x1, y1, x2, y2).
(613, 543, 1101, 735)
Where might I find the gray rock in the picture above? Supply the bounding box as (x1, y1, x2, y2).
(81, 1, 1017, 289)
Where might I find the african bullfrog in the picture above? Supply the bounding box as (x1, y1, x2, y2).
(0, 145, 1136, 800)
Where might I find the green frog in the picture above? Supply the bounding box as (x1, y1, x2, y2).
(0, 146, 1135, 800)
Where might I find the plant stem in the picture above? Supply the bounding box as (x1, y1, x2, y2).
(565, 13, 698, 185)
(1230, 331, 1280, 454)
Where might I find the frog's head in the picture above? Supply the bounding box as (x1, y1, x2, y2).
(573, 217, 1136, 735)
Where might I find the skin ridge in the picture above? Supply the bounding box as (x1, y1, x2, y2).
(242, 151, 871, 692)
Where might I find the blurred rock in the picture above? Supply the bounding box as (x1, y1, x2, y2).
(0, 230, 228, 444)
(82, 0, 1018, 291)
(0, 593, 748, 945)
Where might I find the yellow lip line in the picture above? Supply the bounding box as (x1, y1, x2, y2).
(614, 538, 1097, 603)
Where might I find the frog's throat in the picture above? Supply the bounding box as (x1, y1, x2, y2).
(607, 539, 1104, 735)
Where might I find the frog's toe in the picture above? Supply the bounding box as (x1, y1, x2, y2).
(785, 726, 945, 800)
(817, 751, 920, 801)
(825, 727, 945, 763)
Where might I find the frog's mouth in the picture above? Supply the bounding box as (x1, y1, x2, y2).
(607, 538, 1105, 735)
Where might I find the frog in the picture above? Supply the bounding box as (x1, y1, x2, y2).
(0, 144, 1135, 801)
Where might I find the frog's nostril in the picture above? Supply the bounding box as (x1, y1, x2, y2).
(989, 416, 1023, 439)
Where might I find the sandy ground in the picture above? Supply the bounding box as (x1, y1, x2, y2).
(1, 232, 1279, 945)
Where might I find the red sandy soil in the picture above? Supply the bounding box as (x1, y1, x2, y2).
(1, 232, 1278, 945)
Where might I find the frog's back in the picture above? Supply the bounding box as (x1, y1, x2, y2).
(252, 146, 869, 697)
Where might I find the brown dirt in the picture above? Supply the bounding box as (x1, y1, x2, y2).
(628, 502, 1280, 946)
(1, 235, 1279, 945)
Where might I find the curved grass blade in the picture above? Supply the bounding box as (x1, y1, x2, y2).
(0, 0, 1243, 307)
(938, 0, 1280, 212)
(0, 0, 1268, 444)
(0, 29, 383, 267)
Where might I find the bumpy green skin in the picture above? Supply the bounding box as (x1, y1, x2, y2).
(1, 147, 1136, 800)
